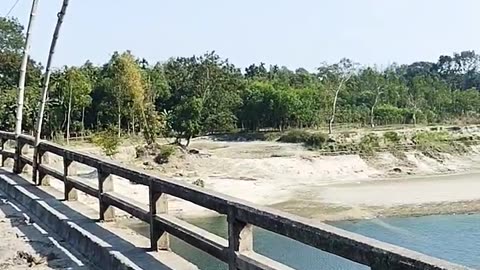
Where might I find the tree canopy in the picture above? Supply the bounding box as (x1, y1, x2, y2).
(1, 16, 480, 143)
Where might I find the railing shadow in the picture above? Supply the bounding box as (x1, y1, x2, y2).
(0, 168, 186, 270)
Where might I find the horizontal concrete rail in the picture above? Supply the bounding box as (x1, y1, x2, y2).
(0, 131, 472, 270)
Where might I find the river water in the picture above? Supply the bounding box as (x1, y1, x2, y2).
(128, 213, 480, 269)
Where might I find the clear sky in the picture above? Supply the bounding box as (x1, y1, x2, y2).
(2, 0, 479, 70)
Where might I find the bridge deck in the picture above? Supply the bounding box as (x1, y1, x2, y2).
(0, 169, 197, 270)
(0, 189, 88, 270)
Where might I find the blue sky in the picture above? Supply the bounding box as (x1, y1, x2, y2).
(2, 0, 479, 70)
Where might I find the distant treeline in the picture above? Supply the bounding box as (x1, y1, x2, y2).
(1, 17, 480, 145)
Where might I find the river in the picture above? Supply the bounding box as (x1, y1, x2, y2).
(127, 213, 480, 269)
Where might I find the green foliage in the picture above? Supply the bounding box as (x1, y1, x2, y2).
(383, 131, 401, 144)
(359, 133, 380, 155)
(91, 130, 121, 156)
(0, 17, 24, 54)
(153, 145, 175, 164)
(412, 131, 459, 154)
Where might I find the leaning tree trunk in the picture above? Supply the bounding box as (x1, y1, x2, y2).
(329, 84, 342, 134)
(66, 82, 73, 145)
(32, 0, 70, 184)
(15, 0, 40, 136)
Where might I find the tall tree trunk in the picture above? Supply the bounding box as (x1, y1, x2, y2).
(81, 106, 85, 140)
(15, 0, 40, 136)
(370, 87, 382, 128)
(33, 0, 70, 184)
(329, 85, 341, 134)
(117, 103, 121, 138)
(132, 112, 135, 135)
(66, 82, 72, 145)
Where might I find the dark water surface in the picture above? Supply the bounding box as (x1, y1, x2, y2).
(129, 214, 480, 269)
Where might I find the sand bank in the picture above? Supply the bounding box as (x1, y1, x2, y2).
(43, 138, 480, 221)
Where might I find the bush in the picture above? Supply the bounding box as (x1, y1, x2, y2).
(91, 130, 121, 157)
(304, 133, 329, 149)
(278, 130, 310, 143)
(383, 131, 401, 144)
(278, 130, 328, 149)
(359, 133, 380, 155)
(153, 145, 175, 164)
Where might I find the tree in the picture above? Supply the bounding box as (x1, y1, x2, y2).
(0, 17, 25, 54)
(109, 51, 148, 139)
(164, 52, 242, 146)
(408, 76, 430, 125)
(357, 68, 385, 128)
(56, 67, 92, 144)
(318, 58, 357, 134)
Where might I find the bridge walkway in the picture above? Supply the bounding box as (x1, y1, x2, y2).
(0, 168, 197, 270)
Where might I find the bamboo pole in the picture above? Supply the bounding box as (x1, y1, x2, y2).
(32, 0, 70, 184)
(15, 0, 40, 136)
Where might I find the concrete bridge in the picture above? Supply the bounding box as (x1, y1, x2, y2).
(0, 131, 472, 270)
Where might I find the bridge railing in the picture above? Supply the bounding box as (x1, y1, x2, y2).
(0, 131, 469, 270)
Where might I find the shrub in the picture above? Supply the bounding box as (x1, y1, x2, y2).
(304, 133, 329, 149)
(383, 131, 401, 145)
(91, 130, 121, 157)
(359, 133, 380, 155)
(278, 130, 310, 143)
(153, 145, 175, 164)
(278, 130, 329, 149)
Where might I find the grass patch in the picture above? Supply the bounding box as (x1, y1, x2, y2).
(413, 131, 468, 155)
(383, 131, 401, 145)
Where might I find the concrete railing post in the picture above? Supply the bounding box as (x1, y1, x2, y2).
(36, 150, 50, 186)
(149, 184, 169, 251)
(98, 169, 115, 222)
(1, 138, 6, 167)
(63, 157, 77, 201)
(13, 139, 26, 174)
(227, 209, 253, 270)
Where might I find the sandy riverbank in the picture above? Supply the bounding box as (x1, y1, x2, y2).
(39, 135, 480, 222)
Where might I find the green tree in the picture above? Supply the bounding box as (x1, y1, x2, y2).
(0, 17, 24, 54)
(56, 67, 92, 143)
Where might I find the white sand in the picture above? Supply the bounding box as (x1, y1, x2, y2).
(44, 136, 480, 221)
